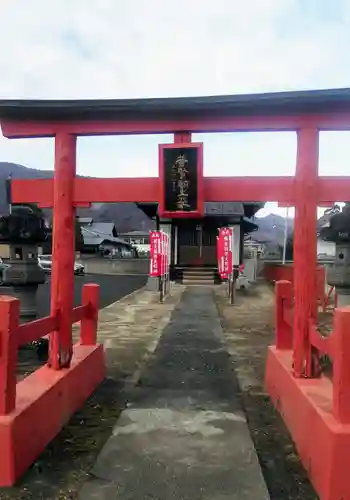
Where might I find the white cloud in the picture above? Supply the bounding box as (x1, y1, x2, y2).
(0, 0, 350, 217)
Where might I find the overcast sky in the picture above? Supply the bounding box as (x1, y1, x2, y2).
(1, 0, 350, 217)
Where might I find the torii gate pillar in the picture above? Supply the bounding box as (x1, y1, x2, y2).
(49, 132, 76, 369)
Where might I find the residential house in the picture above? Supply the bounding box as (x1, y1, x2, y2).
(80, 221, 134, 256)
(316, 208, 338, 260)
(119, 230, 150, 256)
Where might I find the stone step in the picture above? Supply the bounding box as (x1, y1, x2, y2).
(182, 279, 215, 285)
(182, 268, 215, 273)
(176, 267, 217, 272)
(183, 274, 215, 280)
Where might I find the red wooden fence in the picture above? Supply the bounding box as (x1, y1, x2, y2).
(0, 283, 99, 416)
(265, 262, 336, 312)
(275, 279, 350, 423)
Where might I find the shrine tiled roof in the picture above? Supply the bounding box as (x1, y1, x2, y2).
(136, 201, 262, 221)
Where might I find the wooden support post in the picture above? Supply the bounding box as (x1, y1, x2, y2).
(0, 296, 19, 415)
(332, 306, 350, 423)
(80, 284, 99, 346)
(174, 132, 192, 143)
(293, 128, 319, 377)
(159, 276, 164, 303)
(49, 132, 77, 370)
(228, 276, 234, 304)
(275, 281, 293, 350)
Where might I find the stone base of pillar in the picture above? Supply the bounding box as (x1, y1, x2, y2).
(146, 276, 159, 291)
(335, 288, 350, 307)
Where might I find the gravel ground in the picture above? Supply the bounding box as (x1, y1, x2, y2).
(16, 273, 148, 380)
(1, 279, 333, 500)
(0, 274, 149, 500)
(0, 285, 182, 500)
(215, 281, 323, 500)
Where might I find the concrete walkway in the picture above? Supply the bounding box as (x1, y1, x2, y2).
(78, 287, 269, 500)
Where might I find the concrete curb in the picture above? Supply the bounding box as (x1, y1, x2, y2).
(100, 283, 182, 311)
(109, 284, 147, 304)
(96, 284, 149, 314)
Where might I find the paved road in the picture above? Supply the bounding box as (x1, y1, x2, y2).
(36, 273, 148, 318)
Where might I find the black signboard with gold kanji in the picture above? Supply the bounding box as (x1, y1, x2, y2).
(164, 147, 198, 212)
(159, 143, 204, 218)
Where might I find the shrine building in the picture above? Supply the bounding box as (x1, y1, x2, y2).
(138, 201, 262, 283)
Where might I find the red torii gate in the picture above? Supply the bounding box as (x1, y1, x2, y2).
(1, 89, 350, 496)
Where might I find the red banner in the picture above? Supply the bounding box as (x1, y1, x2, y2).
(162, 232, 169, 276)
(150, 231, 169, 277)
(217, 227, 233, 279)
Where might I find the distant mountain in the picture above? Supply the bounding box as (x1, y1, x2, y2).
(0, 162, 154, 232)
(1, 162, 315, 241)
(252, 214, 294, 246)
(0, 162, 52, 214)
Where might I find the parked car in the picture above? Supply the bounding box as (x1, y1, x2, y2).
(0, 258, 10, 285)
(38, 255, 85, 275)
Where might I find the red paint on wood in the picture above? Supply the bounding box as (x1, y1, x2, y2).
(3, 112, 350, 139)
(293, 128, 319, 377)
(76, 177, 159, 203)
(264, 263, 326, 307)
(49, 132, 76, 370)
(318, 176, 350, 205)
(0, 297, 19, 415)
(279, 176, 350, 208)
(0, 283, 103, 485)
(308, 319, 332, 358)
(332, 307, 350, 424)
(71, 305, 88, 324)
(11, 178, 54, 207)
(204, 176, 295, 203)
(265, 346, 350, 500)
(4, 96, 350, 494)
(11, 175, 298, 206)
(0, 343, 105, 486)
(80, 284, 99, 345)
(18, 315, 59, 346)
(174, 132, 192, 143)
(275, 281, 294, 350)
(322, 286, 337, 313)
(12, 174, 350, 208)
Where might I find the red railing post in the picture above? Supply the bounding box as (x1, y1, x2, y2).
(0, 296, 20, 415)
(332, 306, 350, 423)
(275, 280, 293, 350)
(334, 291, 338, 309)
(80, 284, 99, 346)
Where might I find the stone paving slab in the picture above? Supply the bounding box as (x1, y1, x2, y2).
(78, 286, 270, 500)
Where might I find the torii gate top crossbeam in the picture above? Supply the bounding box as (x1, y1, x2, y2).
(2, 87, 350, 137)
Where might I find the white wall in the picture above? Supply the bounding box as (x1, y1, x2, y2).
(317, 238, 335, 258)
(133, 243, 150, 255)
